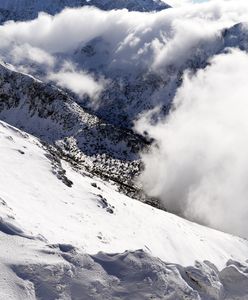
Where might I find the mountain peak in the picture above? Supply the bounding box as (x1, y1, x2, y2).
(0, 0, 171, 23)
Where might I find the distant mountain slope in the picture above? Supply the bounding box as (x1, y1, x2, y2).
(0, 10, 247, 130)
(0, 62, 146, 197)
(68, 22, 248, 128)
(0, 0, 170, 23)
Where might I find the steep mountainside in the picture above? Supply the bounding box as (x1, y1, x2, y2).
(0, 9, 247, 131)
(71, 22, 248, 128)
(0, 3, 248, 299)
(0, 62, 147, 199)
(1, 120, 248, 299)
(0, 0, 170, 23)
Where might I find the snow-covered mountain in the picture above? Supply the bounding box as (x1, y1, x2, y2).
(1, 2, 248, 299)
(71, 22, 248, 128)
(0, 0, 170, 23)
(1, 120, 248, 299)
(0, 61, 148, 200)
(1, 7, 247, 130)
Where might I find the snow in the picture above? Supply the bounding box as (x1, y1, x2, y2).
(1, 233, 248, 299)
(0, 2, 247, 298)
(1, 119, 248, 272)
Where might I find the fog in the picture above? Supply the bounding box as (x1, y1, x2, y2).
(137, 49, 248, 237)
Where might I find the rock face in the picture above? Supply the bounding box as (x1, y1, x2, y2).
(223, 22, 248, 50)
(0, 0, 170, 23)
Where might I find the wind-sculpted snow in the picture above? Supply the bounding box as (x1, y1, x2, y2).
(0, 218, 35, 239)
(2, 235, 248, 299)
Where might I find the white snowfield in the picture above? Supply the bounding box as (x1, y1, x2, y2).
(0, 120, 247, 269)
(1, 120, 248, 299)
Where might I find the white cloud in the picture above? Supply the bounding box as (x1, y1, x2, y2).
(137, 49, 248, 238)
(48, 62, 106, 99)
(10, 44, 55, 67)
(0, 2, 248, 66)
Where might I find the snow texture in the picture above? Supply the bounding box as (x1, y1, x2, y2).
(1, 120, 248, 298)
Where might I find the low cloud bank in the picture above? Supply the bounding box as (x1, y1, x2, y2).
(0, 1, 247, 99)
(48, 62, 107, 99)
(136, 49, 248, 237)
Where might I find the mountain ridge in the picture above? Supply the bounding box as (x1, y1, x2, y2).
(0, 0, 171, 23)
(0, 61, 148, 200)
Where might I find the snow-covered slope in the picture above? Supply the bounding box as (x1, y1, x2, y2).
(0, 61, 147, 198)
(0, 119, 248, 267)
(0, 0, 170, 23)
(1, 120, 248, 299)
(3, 239, 248, 300)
